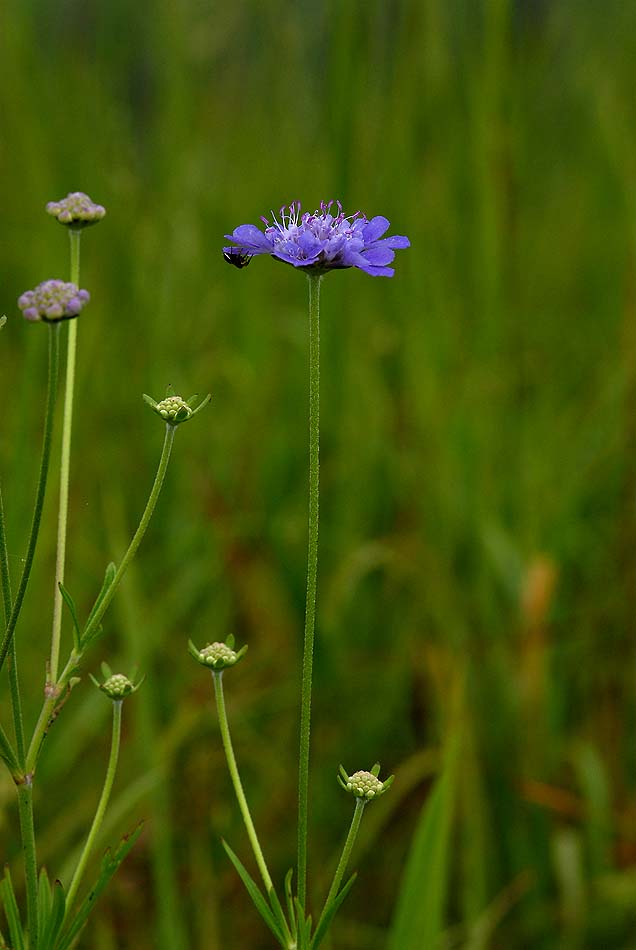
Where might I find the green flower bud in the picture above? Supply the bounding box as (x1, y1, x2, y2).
(143, 388, 211, 427)
(90, 662, 144, 700)
(337, 763, 394, 801)
(188, 634, 248, 671)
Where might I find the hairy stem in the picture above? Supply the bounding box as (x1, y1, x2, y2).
(314, 800, 365, 937)
(213, 671, 274, 892)
(1, 484, 25, 768)
(297, 272, 321, 909)
(50, 229, 81, 680)
(26, 425, 175, 772)
(0, 323, 60, 674)
(65, 700, 122, 913)
(81, 424, 175, 645)
(17, 778, 38, 948)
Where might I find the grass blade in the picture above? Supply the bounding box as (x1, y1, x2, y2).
(388, 735, 459, 950)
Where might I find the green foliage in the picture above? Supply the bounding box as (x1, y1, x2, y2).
(389, 735, 459, 950)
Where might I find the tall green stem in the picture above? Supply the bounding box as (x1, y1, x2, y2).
(26, 424, 175, 773)
(314, 800, 365, 938)
(17, 778, 38, 948)
(65, 700, 122, 913)
(212, 671, 273, 892)
(0, 324, 60, 674)
(0, 485, 25, 768)
(297, 272, 321, 909)
(50, 229, 81, 681)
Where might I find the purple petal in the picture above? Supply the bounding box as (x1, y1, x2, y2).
(272, 250, 320, 267)
(229, 224, 272, 250)
(357, 264, 395, 277)
(297, 231, 323, 257)
(378, 234, 410, 249)
(360, 246, 395, 266)
(362, 216, 390, 243)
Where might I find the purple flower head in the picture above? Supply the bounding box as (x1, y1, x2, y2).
(46, 192, 106, 228)
(18, 280, 90, 323)
(224, 200, 410, 277)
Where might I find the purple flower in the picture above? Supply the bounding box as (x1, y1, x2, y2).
(18, 280, 90, 323)
(46, 192, 106, 228)
(224, 200, 410, 277)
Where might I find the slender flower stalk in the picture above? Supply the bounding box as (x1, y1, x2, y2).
(0, 324, 60, 674)
(212, 671, 274, 894)
(1, 485, 26, 769)
(81, 424, 175, 645)
(221, 200, 407, 937)
(314, 800, 366, 936)
(297, 273, 321, 908)
(65, 699, 122, 912)
(50, 230, 81, 680)
(25, 424, 175, 773)
(16, 778, 38, 948)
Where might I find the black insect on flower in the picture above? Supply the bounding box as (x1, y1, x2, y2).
(223, 248, 252, 269)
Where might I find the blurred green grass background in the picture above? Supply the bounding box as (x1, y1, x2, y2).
(2, 0, 636, 946)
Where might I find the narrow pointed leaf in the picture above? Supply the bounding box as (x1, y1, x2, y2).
(311, 872, 357, 949)
(39, 880, 65, 950)
(0, 726, 20, 778)
(284, 869, 297, 939)
(0, 866, 24, 950)
(221, 841, 286, 945)
(58, 584, 82, 651)
(57, 823, 143, 950)
(388, 737, 459, 950)
(37, 867, 52, 940)
(267, 884, 291, 945)
(83, 563, 116, 645)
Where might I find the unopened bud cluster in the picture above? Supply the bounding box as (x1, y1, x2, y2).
(338, 763, 394, 801)
(156, 395, 192, 424)
(144, 390, 211, 427)
(90, 663, 144, 700)
(189, 635, 248, 671)
(101, 674, 134, 699)
(18, 280, 90, 323)
(46, 192, 106, 228)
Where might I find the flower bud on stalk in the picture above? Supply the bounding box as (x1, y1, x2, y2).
(46, 191, 106, 229)
(18, 280, 90, 323)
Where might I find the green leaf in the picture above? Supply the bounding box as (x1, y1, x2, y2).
(82, 563, 116, 646)
(58, 584, 82, 652)
(0, 316, 6, 331)
(267, 884, 291, 946)
(311, 873, 357, 949)
(221, 841, 286, 946)
(56, 822, 143, 950)
(0, 866, 24, 950)
(37, 867, 52, 942)
(294, 901, 312, 948)
(39, 880, 65, 950)
(388, 735, 459, 950)
(284, 869, 297, 941)
(0, 725, 20, 779)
